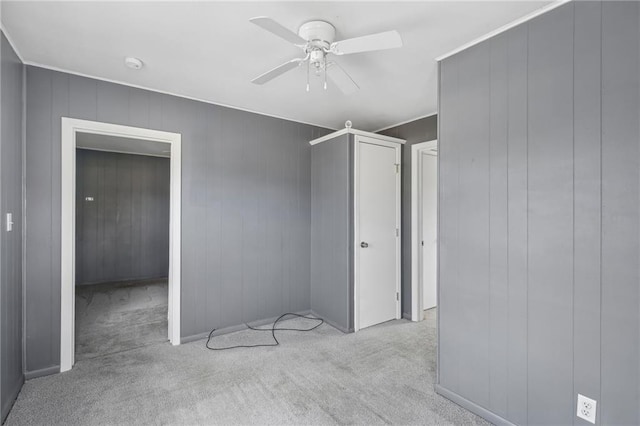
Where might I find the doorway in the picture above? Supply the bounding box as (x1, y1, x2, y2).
(61, 118, 182, 372)
(411, 140, 438, 321)
(355, 135, 401, 330)
(74, 144, 170, 360)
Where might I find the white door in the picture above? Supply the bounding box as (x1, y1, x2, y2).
(421, 152, 438, 310)
(357, 139, 400, 330)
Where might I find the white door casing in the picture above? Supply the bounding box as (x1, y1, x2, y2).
(411, 140, 438, 321)
(61, 118, 181, 373)
(354, 135, 401, 331)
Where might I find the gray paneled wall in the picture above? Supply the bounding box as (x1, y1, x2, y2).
(437, 2, 639, 425)
(379, 115, 437, 317)
(0, 32, 24, 422)
(25, 66, 331, 374)
(75, 149, 170, 285)
(310, 134, 352, 332)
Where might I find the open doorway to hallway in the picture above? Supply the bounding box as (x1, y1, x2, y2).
(60, 118, 182, 372)
(411, 140, 438, 321)
(74, 140, 171, 360)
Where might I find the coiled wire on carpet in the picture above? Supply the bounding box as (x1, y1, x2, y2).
(206, 313, 324, 351)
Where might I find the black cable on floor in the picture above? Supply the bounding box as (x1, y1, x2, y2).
(205, 313, 324, 351)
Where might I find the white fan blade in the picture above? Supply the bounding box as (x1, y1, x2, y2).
(252, 58, 304, 85)
(327, 62, 359, 95)
(330, 30, 402, 56)
(250, 16, 306, 45)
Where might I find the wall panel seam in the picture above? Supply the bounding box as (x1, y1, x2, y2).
(525, 22, 530, 425)
(598, 1, 603, 419)
(505, 32, 511, 418)
(48, 70, 55, 366)
(21, 60, 27, 375)
(488, 39, 493, 410)
(571, 6, 576, 422)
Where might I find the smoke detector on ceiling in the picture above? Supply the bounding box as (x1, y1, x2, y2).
(124, 57, 144, 70)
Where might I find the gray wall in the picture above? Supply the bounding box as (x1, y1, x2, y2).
(379, 115, 437, 317)
(0, 32, 24, 422)
(310, 134, 353, 332)
(75, 149, 170, 285)
(437, 2, 639, 425)
(25, 66, 331, 375)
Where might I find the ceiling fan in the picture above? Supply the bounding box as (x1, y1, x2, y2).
(249, 17, 403, 94)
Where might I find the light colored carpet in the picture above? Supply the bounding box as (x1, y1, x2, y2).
(75, 279, 168, 361)
(6, 309, 488, 425)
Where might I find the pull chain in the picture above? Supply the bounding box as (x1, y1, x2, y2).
(324, 64, 327, 90)
(306, 60, 310, 92)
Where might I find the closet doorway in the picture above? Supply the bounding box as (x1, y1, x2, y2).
(411, 140, 438, 321)
(60, 119, 181, 372)
(355, 135, 402, 330)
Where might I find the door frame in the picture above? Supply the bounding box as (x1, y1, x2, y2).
(353, 134, 402, 331)
(60, 118, 182, 372)
(411, 140, 438, 322)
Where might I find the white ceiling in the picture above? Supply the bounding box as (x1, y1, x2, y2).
(2, 1, 552, 131)
(77, 133, 171, 158)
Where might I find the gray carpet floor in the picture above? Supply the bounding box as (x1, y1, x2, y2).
(6, 309, 488, 425)
(75, 279, 168, 361)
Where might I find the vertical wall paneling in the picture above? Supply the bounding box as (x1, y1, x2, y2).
(348, 134, 355, 331)
(25, 67, 331, 372)
(127, 88, 150, 129)
(68, 73, 96, 121)
(438, 2, 640, 424)
(75, 149, 170, 285)
(310, 135, 350, 331)
(262, 116, 283, 320)
(206, 104, 223, 330)
(488, 32, 509, 419)
(25, 67, 54, 371)
(601, 1, 639, 424)
(437, 55, 460, 394)
(115, 154, 133, 278)
(527, 5, 575, 424)
(50, 73, 68, 368)
(97, 80, 128, 124)
(224, 107, 246, 328)
(456, 42, 491, 409)
(505, 24, 528, 425)
(293, 123, 310, 312)
(573, 1, 602, 420)
(0, 32, 24, 422)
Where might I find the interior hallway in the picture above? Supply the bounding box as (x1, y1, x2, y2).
(6, 309, 486, 425)
(75, 279, 168, 361)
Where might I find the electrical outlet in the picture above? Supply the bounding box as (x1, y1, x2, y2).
(577, 394, 597, 424)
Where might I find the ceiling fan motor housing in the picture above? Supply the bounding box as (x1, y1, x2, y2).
(298, 20, 336, 47)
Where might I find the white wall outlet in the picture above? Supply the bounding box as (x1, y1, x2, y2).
(577, 394, 597, 424)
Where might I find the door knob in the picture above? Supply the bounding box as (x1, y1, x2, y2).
(360, 241, 369, 248)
